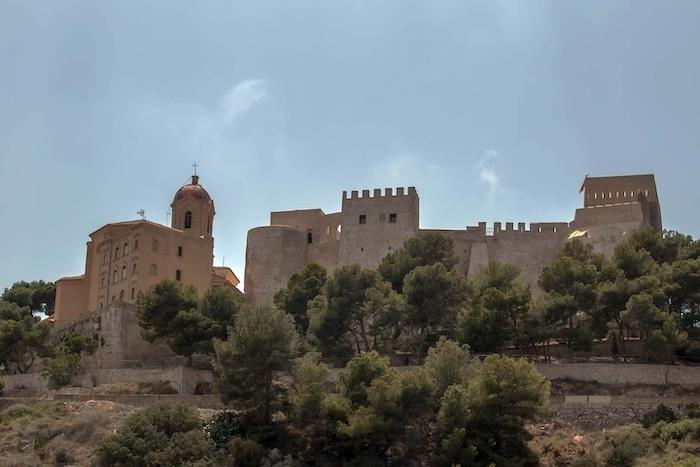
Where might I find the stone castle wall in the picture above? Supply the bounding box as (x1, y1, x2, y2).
(244, 176, 661, 306)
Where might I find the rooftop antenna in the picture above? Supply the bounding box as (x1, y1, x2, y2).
(192, 161, 199, 176)
(166, 208, 172, 226)
(137, 209, 146, 220)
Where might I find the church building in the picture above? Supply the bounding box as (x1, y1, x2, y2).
(53, 174, 239, 326)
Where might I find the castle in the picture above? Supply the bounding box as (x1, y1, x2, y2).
(244, 174, 661, 305)
(49, 173, 661, 365)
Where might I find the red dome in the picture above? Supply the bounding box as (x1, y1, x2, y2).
(173, 175, 212, 202)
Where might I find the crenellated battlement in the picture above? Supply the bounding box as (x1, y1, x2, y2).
(466, 221, 570, 236)
(342, 186, 418, 200)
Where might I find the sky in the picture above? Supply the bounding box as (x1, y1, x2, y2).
(1, 1, 699, 292)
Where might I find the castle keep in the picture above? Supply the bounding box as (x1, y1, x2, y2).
(245, 174, 661, 305)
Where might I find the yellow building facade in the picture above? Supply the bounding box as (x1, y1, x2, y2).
(54, 174, 239, 326)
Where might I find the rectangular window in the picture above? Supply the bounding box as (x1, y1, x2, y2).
(176, 270, 182, 281)
(152, 239, 159, 252)
(307, 231, 313, 244)
(134, 239, 139, 250)
(177, 246, 183, 257)
(130, 288, 135, 300)
(101, 277, 106, 288)
(359, 214, 367, 225)
(389, 213, 397, 223)
(132, 263, 137, 274)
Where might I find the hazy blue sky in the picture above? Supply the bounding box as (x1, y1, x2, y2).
(1, 1, 699, 291)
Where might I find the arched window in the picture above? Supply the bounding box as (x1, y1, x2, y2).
(150, 264, 157, 276)
(111, 295, 115, 303)
(113, 269, 118, 283)
(121, 265, 127, 279)
(176, 270, 182, 281)
(177, 246, 183, 257)
(130, 288, 135, 300)
(114, 246, 119, 259)
(134, 239, 139, 250)
(119, 290, 125, 301)
(152, 239, 159, 252)
(184, 211, 192, 229)
(123, 242, 129, 255)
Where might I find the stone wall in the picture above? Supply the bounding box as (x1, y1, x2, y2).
(534, 363, 700, 388)
(1, 366, 212, 394)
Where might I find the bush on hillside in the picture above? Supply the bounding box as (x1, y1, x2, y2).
(96, 402, 215, 466)
(640, 403, 677, 428)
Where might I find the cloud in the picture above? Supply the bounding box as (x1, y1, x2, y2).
(476, 149, 502, 201)
(220, 79, 268, 123)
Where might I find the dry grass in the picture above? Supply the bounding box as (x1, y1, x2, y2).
(0, 400, 136, 467)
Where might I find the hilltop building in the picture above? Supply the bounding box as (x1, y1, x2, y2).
(245, 174, 661, 305)
(54, 174, 239, 326)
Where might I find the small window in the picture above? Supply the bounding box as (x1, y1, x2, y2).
(123, 242, 129, 255)
(645, 190, 649, 196)
(184, 211, 192, 229)
(359, 214, 367, 224)
(553, 227, 558, 233)
(326, 224, 331, 235)
(114, 246, 119, 259)
(594, 193, 597, 199)
(121, 265, 127, 279)
(152, 239, 159, 252)
(111, 295, 115, 303)
(119, 290, 124, 301)
(177, 246, 183, 257)
(150, 264, 157, 276)
(176, 269, 182, 281)
(130, 287, 135, 300)
(389, 213, 397, 223)
(113, 269, 118, 283)
(102, 254, 107, 265)
(132, 263, 137, 274)
(307, 231, 313, 244)
(134, 239, 139, 250)
(101, 276, 106, 288)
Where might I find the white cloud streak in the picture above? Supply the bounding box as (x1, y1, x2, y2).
(220, 79, 268, 123)
(476, 149, 502, 201)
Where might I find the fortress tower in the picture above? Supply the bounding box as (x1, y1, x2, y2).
(244, 174, 662, 306)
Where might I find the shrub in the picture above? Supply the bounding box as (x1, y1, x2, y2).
(96, 402, 210, 466)
(204, 411, 245, 449)
(337, 351, 395, 406)
(289, 352, 328, 427)
(227, 436, 264, 467)
(42, 354, 81, 390)
(600, 427, 649, 467)
(640, 403, 677, 428)
(146, 430, 216, 466)
(424, 337, 476, 398)
(1, 403, 34, 422)
(54, 447, 73, 465)
(686, 402, 700, 419)
(651, 418, 700, 442)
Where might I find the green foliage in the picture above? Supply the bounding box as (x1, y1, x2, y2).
(600, 427, 649, 467)
(137, 279, 199, 344)
(41, 332, 98, 390)
(2, 280, 56, 314)
(42, 353, 81, 390)
(289, 352, 328, 427)
(204, 411, 245, 449)
(137, 281, 244, 364)
(378, 233, 458, 292)
(337, 351, 395, 406)
(214, 305, 298, 424)
(307, 265, 395, 356)
(424, 337, 477, 397)
(433, 355, 549, 467)
(651, 418, 700, 442)
(0, 300, 51, 373)
(403, 263, 467, 360)
(96, 402, 212, 466)
(227, 436, 265, 467)
(274, 263, 327, 334)
(641, 403, 678, 428)
(458, 262, 530, 352)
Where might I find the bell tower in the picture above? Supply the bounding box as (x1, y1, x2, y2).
(171, 169, 215, 239)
